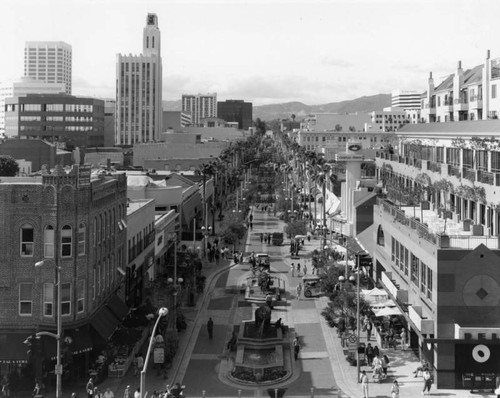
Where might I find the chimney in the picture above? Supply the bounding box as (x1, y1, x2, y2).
(458, 60, 462, 70)
(483, 50, 491, 119)
(487, 49, 490, 59)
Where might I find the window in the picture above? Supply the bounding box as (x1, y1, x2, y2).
(78, 223, 86, 256)
(427, 266, 433, 301)
(92, 268, 96, 300)
(492, 84, 497, 99)
(44, 225, 54, 258)
(420, 260, 427, 294)
(77, 280, 85, 313)
(19, 283, 33, 315)
(410, 254, 419, 285)
(20, 224, 34, 257)
(43, 283, 54, 316)
(61, 225, 72, 257)
(61, 283, 71, 315)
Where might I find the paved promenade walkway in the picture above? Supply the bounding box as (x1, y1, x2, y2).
(33, 206, 497, 397)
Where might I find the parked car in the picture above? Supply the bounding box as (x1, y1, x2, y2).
(302, 275, 323, 297)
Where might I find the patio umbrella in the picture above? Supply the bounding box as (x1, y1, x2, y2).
(374, 306, 402, 317)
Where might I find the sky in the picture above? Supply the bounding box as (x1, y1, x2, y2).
(1, 0, 500, 106)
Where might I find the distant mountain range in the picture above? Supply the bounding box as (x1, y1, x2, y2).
(163, 93, 392, 121)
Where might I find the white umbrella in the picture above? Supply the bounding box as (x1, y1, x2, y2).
(374, 306, 402, 317)
(365, 288, 388, 297)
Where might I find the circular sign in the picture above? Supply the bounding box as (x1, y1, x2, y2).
(348, 144, 362, 152)
(348, 334, 358, 343)
(472, 344, 490, 363)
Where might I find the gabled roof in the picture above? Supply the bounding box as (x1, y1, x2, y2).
(434, 74, 454, 92)
(434, 64, 484, 93)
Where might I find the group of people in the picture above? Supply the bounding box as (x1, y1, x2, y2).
(85, 378, 116, 398)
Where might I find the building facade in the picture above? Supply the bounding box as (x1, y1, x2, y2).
(0, 77, 65, 133)
(115, 14, 163, 145)
(24, 41, 72, 94)
(374, 120, 500, 388)
(5, 94, 105, 149)
(181, 93, 217, 126)
(391, 89, 422, 110)
(0, 165, 127, 374)
(421, 50, 500, 123)
(217, 100, 252, 130)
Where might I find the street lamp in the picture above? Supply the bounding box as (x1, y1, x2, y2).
(167, 277, 183, 332)
(140, 307, 169, 398)
(34, 260, 62, 398)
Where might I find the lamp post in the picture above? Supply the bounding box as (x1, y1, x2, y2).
(140, 307, 169, 398)
(34, 260, 62, 398)
(355, 253, 361, 383)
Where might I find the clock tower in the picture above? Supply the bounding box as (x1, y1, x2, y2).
(143, 13, 161, 57)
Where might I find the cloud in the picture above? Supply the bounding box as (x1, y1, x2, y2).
(321, 56, 353, 68)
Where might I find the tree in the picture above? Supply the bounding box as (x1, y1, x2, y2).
(334, 124, 343, 132)
(284, 219, 307, 238)
(0, 156, 19, 176)
(348, 126, 356, 132)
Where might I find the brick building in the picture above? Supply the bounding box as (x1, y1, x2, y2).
(0, 165, 127, 385)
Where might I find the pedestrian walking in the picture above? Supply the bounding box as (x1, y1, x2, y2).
(266, 294, 273, 309)
(1, 375, 10, 398)
(32, 383, 43, 398)
(360, 370, 369, 398)
(297, 262, 301, 276)
(366, 319, 373, 341)
(123, 385, 132, 398)
(134, 388, 140, 398)
(400, 328, 407, 350)
(260, 233, 264, 243)
(86, 378, 94, 398)
(382, 354, 390, 375)
(391, 380, 400, 398)
(365, 343, 375, 366)
(303, 263, 308, 275)
(290, 263, 295, 277)
(296, 283, 302, 300)
(134, 353, 144, 377)
(292, 337, 300, 360)
(267, 234, 271, 244)
(207, 317, 214, 339)
(93, 387, 101, 398)
(422, 369, 433, 395)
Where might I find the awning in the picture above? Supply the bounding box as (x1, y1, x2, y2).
(106, 294, 129, 321)
(90, 305, 121, 341)
(0, 332, 31, 364)
(44, 327, 93, 360)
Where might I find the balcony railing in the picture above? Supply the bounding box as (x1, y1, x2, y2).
(463, 168, 476, 182)
(378, 198, 500, 250)
(478, 170, 494, 185)
(447, 164, 461, 178)
(408, 306, 434, 334)
(428, 161, 442, 174)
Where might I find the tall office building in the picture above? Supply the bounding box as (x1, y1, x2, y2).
(24, 41, 72, 94)
(217, 99, 253, 130)
(182, 93, 217, 126)
(115, 13, 163, 145)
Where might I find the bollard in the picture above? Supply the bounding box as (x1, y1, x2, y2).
(238, 389, 242, 398)
(275, 388, 278, 398)
(310, 387, 315, 398)
(202, 390, 206, 398)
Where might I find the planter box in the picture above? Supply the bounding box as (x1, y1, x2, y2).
(463, 219, 472, 231)
(421, 201, 430, 210)
(440, 235, 450, 248)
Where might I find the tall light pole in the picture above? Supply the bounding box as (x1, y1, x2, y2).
(201, 226, 212, 257)
(35, 260, 62, 398)
(140, 307, 169, 398)
(356, 253, 361, 383)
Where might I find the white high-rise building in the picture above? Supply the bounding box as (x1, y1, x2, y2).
(0, 77, 65, 132)
(115, 13, 163, 145)
(24, 41, 72, 94)
(181, 93, 217, 126)
(391, 89, 422, 110)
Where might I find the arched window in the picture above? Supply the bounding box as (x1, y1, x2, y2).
(44, 225, 55, 258)
(20, 224, 34, 257)
(377, 225, 385, 246)
(61, 225, 72, 257)
(78, 223, 86, 256)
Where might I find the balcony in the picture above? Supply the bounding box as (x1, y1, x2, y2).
(441, 98, 453, 111)
(463, 167, 476, 182)
(447, 164, 461, 178)
(478, 170, 494, 185)
(454, 98, 469, 111)
(428, 161, 442, 174)
(469, 95, 483, 109)
(381, 271, 408, 304)
(409, 306, 434, 334)
(377, 198, 500, 250)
